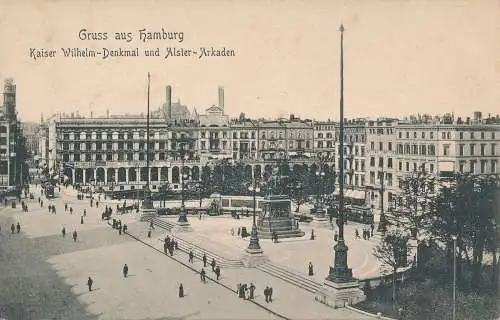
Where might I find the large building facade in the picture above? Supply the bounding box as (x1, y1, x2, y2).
(38, 86, 500, 210)
(0, 78, 25, 190)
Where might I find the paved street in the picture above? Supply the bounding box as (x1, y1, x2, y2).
(0, 185, 376, 319)
(0, 187, 272, 320)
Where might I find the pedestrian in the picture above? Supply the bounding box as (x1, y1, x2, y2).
(62, 227, 66, 237)
(73, 230, 78, 242)
(334, 231, 338, 242)
(65, 203, 68, 212)
(310, 229, 315, 240)
(371, 223, 375, 236)
(189, 250, 194, 263)
(87, 276, 93, 292)
(202, 253, 207, 267)
(179, 283, 184, 298)
(211, 258, 216, 272)
(237, 283, 242, 297)
(96, 201, 99, 208)
(16, 222, 20, 233)
(83, 209, 87, 217)
(11, 223, 15, 234)
(248, 283, 255, 300)
(269, 286, 273, 302)
(123, 224, 127, 233)
(215, 266, 221, 280)
(70, 207, 73, 214)
(237, 227, 241, 237)
(147, 227, 152, 238)
(123, 264, 129, 278)
(174, 241, 178, 250)
(200, 268, 206, 283)
(355, 228, 360, 239)
(119, 226, 122, 235)
(81, 216, 84, 224)
(308, 261, 314, 276)
(264, 286, 269, 303)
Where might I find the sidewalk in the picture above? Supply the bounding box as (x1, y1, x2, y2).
(123, 222, 371, 320)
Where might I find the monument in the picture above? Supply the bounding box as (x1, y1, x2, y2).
(257, 195, 305, 239)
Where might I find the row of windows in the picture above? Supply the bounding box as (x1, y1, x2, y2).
(459, 131, 496, 140)
(398, 131, 435, 139)
(369, 171, 394, 186)
(370, 141, 393, 152)
(397, 162, 435, 173)
(459, 143, 496, 156)
(370, 157, 393, 169)
(459, 160, 497, 174)
(396, 144, 436, 156)
(368, 128, 394, 135)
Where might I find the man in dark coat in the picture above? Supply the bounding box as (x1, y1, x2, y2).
(179, 283, 184, 298)
(189, 251, 194, 263)
(202, 253, 207, 267)
(11, 223, 15, 234)
(73, 230, 78, 242)
(215, 266, 221, 280)
(200, 268, 206, 283)
(123, 264, 129, 278)
(16, 222, 20, 233)
(249, 283, 256, 300)
(62, 227, 66, 237)
(87, 277, 93, 292)
(211, 258, 216, 272)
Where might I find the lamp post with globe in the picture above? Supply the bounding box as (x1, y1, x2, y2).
(246, 179, 263, 254)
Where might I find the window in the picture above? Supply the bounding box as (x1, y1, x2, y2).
(361, 160, 365, 171)
(413, 163, 417, 171)
(414, 132, 417, 138)
(443, 144, 450, 156)
(106, 153, 112, 161)
(471, 132, 475, 139)
(399, 161, 402, 171)
(459, 132, 463, 140)
(442, 132, 446, 139)
(370, 157, 375, 167)
(447, 132, 451, 139)
(492, 144, 496, 156)
(399, 132, 402, 138)
(492, 160, 497, 173)
(96, 154, 102, 161)
(74, 154, 80, 161)
(470, 160, 476, 173)
(379, 142, 383, 151)
(422, 132, 425, 139)
(481, 132, 485, 139)
(429, 163, 434, 173)
(379, 157, 384, 168)
(370, 141, 374, 150)
(370, 172, 375, 184)
(459, 161, 465, 173)
(406, 132, 409, 138)
(493, 132, 496, 139)
(388, 142, 392, 151)
(85, 154, 91, 161)
(481, 160, 486, 173)
(406, 162, 410, 171)
(459, 144, 464, 156)
(480, 144, 485, 156)
(430, 132, 434, 139)
(388, 158, 393, 168)
(470, 144, 475, 156)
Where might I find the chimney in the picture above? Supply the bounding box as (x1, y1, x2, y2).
(473, 111, 482, 121)
(218, 86, 224, 112)
(106, 109, 110, 118)
(165, 85, 172, 122)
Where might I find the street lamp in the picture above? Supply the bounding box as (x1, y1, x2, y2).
(246, 180, 263, 254)
(316, 170, 326, 206)
(451, 234, 457, 320)
(177, 152, 190, 226)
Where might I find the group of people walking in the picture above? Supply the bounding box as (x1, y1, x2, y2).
(355, 223, 375, 240)
(237, 283, 257, 300)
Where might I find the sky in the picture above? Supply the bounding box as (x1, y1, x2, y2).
(0, 0, 499, 123)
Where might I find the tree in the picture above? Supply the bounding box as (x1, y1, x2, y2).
(373, 229, 411, 304)
(287, 167, 312, 212)
(390, 167, 437, 269)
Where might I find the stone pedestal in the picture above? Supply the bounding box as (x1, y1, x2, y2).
(241, 253, 268, 268)
(315, 279, 366, 308)
(257, 195, 305, 239)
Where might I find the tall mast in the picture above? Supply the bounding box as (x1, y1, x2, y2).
(146, 72, 151, 190)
